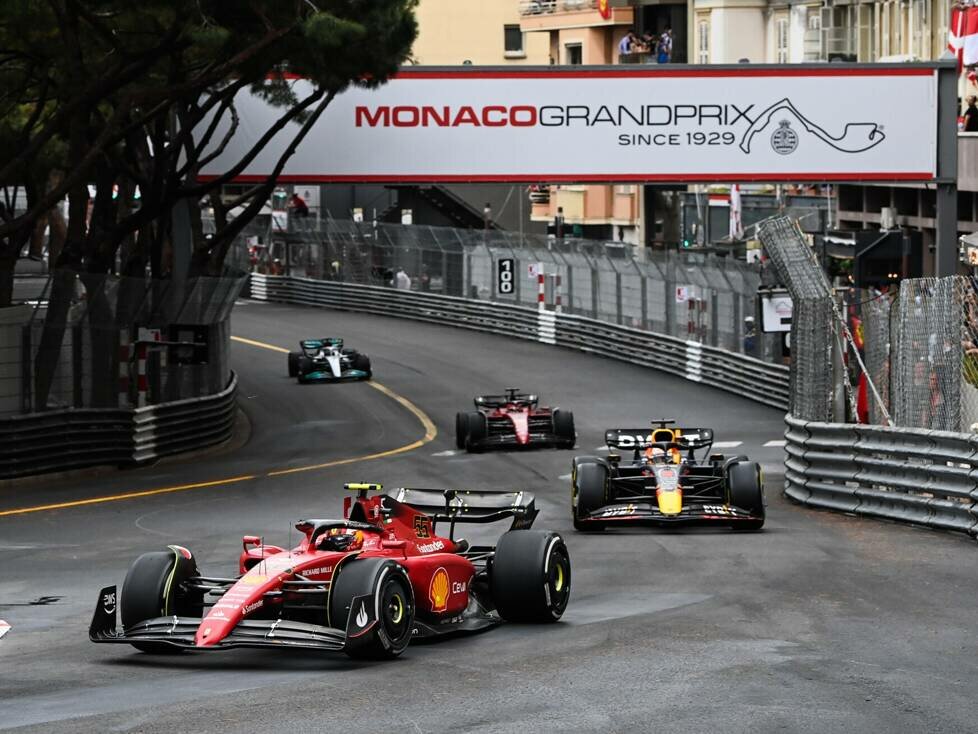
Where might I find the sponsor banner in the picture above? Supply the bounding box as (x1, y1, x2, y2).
(198, 67, 939, 183)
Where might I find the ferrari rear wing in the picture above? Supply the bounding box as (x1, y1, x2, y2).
(604, 427, 715, 450)
(386, 487, 538, 530)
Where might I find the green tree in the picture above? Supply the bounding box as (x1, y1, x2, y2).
(0, 0, 417, 407)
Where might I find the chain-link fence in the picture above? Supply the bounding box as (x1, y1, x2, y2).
(759, 214, 978, 432)
(237, 218, 781, 362)
(0, 270, 243, 417)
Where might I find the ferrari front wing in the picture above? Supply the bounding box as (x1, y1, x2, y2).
(89, 585, 372, 653)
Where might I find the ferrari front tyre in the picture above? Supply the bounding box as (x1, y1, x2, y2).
(455, 412, 469, 450)
(353, 353, 372, 379)
(121, 548, 202, 654)
(572, 461, 608, 531)
(330, 557, 414, 660)
(465, 412, 487, 453)
(552, 409, 576, 448)
(727, 461, 765, 532)
(287, 351, 301, 377)
(492, 530, 570, 623)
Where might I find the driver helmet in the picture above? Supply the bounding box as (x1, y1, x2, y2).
(644, 445, 665, 464)
(319, 527, 364, 552)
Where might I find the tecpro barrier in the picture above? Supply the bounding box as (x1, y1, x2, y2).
(248, 274, 789, 410)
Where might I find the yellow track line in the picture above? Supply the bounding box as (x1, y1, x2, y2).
(1, 337, 437, 517)
(0, 475, 257, 518)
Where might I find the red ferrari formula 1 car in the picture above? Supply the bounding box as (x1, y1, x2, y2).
(455, 388, 575, 453)
(90, 483, 570, 660)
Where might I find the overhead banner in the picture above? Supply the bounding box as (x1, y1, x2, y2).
(198, 66, 940, 184)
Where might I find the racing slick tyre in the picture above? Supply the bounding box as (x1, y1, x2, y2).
(464, 412, 487, 453)
(121, 548, 202, 654)
(455, 412, 469, 450)
(330, 557, 414, 660)
(352, 353, 372, 379)
(727, 461, 765, 532)
(553, 409, 576, 448)
(492, 530, 570, 623)
(287, 351, 301, 377)
(296, 356, 312, 383)
(572, 461, 608, 531)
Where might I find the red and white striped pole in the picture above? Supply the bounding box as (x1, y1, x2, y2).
(554, 274, 563, 314)
(537, 272, 546, 312)
(136, 343, 148, 407)
(118, 330, 131, 406)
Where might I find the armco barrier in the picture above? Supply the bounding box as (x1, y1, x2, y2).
(249, 274, 789, 410)
(784, 413, 978, 537)
(0, 372, 237, 479)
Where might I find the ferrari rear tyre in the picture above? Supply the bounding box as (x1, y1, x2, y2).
(121, 548, 202, 654)
(572, 462, 608, 531)
(728, 461, 765, 532)
(492, 530, 570, 623)
(465, 412, 487, 453)
(553, 409, 576, 448)
(287, 351, 301, 377)
(353, 353, 372, 378)
(330, 558, 414, 660)
(455, 412, 469, 450)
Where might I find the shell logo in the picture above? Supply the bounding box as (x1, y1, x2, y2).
(429, 567, 450, 612)
(598, 0, 611, 19)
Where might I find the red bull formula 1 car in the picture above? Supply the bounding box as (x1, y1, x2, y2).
(570, 420, 765, 532)
(90, 483, 570, 660)
(455, 388, 575, 453)
(287, 338, 371, 383)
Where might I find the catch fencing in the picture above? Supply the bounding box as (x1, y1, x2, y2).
(248, 274, 789, 410)
(242, 218, 782, 364)
(2, 270, 243, 417)
(759, 215, 978, 539)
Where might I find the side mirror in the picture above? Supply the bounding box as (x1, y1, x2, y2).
(242, 535, 261, 551)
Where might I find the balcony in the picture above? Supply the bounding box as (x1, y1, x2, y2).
(519, 0, 633, 31)
(529, 185, 639, 225)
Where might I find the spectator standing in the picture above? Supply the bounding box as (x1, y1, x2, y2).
(656, 26, 673, 64)
(288, 193, 309, 218)
(395, 267, 412, 290)
(617, 31, 636, 60)
(965, 95, 978, 132)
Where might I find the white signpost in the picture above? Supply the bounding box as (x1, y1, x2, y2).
(200, 67, 939, 183)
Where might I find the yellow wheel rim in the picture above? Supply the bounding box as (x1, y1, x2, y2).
(389, 593, 404, 624)
(554, 563, 565, 593)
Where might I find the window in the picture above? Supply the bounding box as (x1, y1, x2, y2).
(697, 20, 710, 64)
(565, 43, 582, 65)
(808, 11, 821, 32)
(776, 18, 789, 63)
(504, 24, 525, 57)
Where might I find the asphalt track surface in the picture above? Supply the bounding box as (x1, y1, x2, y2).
(2, 301, 977, 733)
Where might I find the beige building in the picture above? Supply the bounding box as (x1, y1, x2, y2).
(411, 0, 550, 65)
(691, 0, 953, 64)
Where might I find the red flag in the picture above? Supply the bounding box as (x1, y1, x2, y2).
(965, 7, 978, 67)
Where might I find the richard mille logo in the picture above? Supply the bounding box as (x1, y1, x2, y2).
(770, 119, 798, 155)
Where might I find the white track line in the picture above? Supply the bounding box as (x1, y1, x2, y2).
(431, 450, 459, 457)
(712, 441, 743, 449)
(763, 440, 787, 448)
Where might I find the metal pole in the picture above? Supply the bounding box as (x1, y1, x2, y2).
(935, 62, 959, 277)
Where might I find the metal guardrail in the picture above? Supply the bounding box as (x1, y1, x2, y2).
(249, 274, 789, 410)
(784, 413, 978, 537)
(0, 372, 238, 479)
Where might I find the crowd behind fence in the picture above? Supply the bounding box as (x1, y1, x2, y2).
(234, 217, 782, 363)
(758, 216, 978, 433)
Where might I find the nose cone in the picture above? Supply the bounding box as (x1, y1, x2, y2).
(656, 488, 683, 516)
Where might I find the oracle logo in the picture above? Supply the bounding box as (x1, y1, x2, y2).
(356, 105, 538, 128)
